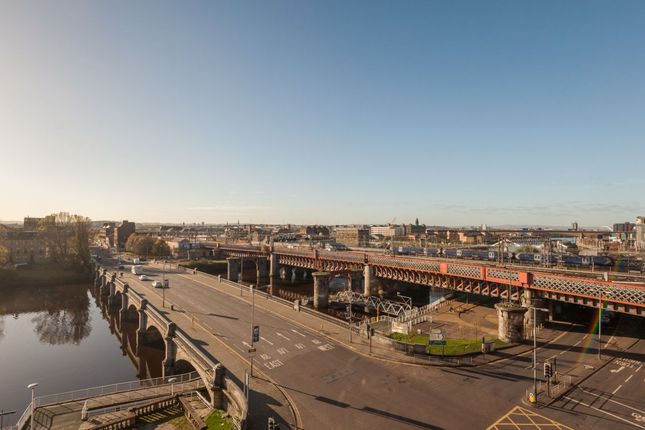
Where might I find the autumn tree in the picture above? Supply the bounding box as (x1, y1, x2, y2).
(38, 212, 92, 267)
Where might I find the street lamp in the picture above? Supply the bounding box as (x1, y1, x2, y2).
(167, 377, 177, 396)
(529, 307, 549, 403)
(27, 382, 38, 430)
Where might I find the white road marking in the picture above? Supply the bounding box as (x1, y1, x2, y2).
(260, 353, 271, 360)
(261, 337, 274, 346)
(290, 328, 306, 337)
(295, 343, 305, 350)
(277, 347, 288, 355)
(242, 341, 252, 349)
(264, 359, 284, 370)
(626, 375, 634, 383)
(318, 344, 334, 351)
(637, 365, 642, 373)
(559, 350, 566, 355)
(613, 385, 623, 395)
(574, 341, 581, 346)
(611, 366, 626, 374)
(564, 396, 645, 429)
(276, 332, 291, 341)
(311, 339, 322, 345)
(579, 387, 645, 415)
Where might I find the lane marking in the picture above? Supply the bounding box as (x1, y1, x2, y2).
(276, 332, 291, 341)
(260, 353, 271, 360)
(626, 375, 634, 383)
(574, 341, 581, 346)
(261, 336, 274, 346)
(295, 343, 305, 350)
(613, 385, 623, 395)
(579, 387, 645, 415)
(318, 344, 334, 351)
(611, 366, 626, 374)
(311, 339, 322, 345)
(564, 396, 645, 429)
(242, 341, 252, 349)
(290, 328, 306, 337)
(277, 347, 288, 355)
(559, 350, 566, 355)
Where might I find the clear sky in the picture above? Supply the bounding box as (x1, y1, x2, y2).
(1, 1, 643, 226)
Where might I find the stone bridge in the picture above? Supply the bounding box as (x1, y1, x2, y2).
(92, 265, 242, 414)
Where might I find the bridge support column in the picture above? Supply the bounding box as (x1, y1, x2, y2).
(239, 257, 245, 282)
(162, 323, 177, 377)
(209, 363, 226, 409)
(363, 265, 376, 297)
(136, 299, 149, 353)
(495, 303, 527, 343)
(119, 284, 130, 323)
(521, 289, 547, 332)
(227, 258, 241, 282)
(256, 257, 269, 286)
(269, 253, 278, 295)
(313, 272, 331, 310)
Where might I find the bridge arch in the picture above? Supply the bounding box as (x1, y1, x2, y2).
(174, 348, 214, 404)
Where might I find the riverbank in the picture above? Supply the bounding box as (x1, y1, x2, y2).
(0, 263, 90, 289)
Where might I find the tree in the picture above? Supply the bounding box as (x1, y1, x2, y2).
(38, 212, 92, 267)
(0, 244, 8, 267)
(151, 239, 171, 257)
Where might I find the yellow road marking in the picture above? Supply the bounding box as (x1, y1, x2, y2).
(486, 406, 574, 430)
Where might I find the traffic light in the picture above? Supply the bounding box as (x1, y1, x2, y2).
(544, 361, 553, 379)
(253, 325, 260, 343)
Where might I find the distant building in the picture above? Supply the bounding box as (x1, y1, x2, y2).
(370, 225, 405, 237)
(0, 229, 47, 264)
(335, 227, 370, 247)
(636, 217, 645, 251)
(404, 223, 425, 235)
(114, 220, 136, 251)
(23, 217, 43, 232)
(613, 222, 635, 233)
(97, 222, 116, 248)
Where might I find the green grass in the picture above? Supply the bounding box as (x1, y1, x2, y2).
(389, 333, 511, 356)
(205, 410, 235, 430)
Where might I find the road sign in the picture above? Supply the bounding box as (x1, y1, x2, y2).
(253, 325, 260, 343)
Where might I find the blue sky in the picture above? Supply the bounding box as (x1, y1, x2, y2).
(0, 1, 643, 226)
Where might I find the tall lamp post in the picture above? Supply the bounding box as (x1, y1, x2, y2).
(28, 382, 38, 430)
(530, 307, 549, 403)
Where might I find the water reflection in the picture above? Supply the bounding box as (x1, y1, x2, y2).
(0, 284, 92, 345)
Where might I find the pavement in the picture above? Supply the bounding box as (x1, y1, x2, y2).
(99, 258, 645, 430)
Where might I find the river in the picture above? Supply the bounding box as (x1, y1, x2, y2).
(0, 283, 140, 426)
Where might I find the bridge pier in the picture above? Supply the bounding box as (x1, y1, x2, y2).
(162, 323, 177, 377)
(119, 284, 130, 322)
(208, 364, 226, 409)
(239, 257, 245, 282)
(313, 272, 331, 310)
(521, 289, 548, 332)
(363, 265, 376, 297)
(269, 254, 278, 294)
(256, 257, 269, 286)
(495, 302, 528, 343)
(136, 299, 149, 353)
(227, 257, 241, 282)
(107, 281, 118, 307)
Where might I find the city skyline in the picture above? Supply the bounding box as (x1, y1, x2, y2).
(1, 1, 643, 225)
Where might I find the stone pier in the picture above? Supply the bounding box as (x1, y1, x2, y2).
(162, 322, 177, 377)
(227, 257, 241, 282)
(363, 265, 376, 297)
(256, 257, 269, 286)
(312, 272, 331, 310)
(495, 302, 527, 343)
(349, 270, 363, 293)
(521, 289, 548, 332)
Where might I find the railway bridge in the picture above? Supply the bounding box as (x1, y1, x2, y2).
(209, 243, 645, 342)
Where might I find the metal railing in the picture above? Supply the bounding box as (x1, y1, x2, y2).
(14, 372, 200, 430)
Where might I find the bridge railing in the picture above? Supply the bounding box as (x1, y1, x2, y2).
(174, 330, 218, 377)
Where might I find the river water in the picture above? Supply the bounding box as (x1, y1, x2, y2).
(0, 283, 139, 426)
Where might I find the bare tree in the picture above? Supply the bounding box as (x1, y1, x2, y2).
(38, 212, 92, 266)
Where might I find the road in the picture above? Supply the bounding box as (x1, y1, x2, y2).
(107, 258, 644, 430)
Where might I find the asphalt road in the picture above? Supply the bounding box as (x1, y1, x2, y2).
(105, 258, 644, 430)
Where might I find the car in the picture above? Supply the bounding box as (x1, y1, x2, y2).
(118, 265, 124, 269)
(152, 281, 163, 288)
(139, 275, 149, 281)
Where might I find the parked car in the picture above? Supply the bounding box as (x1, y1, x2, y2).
(139, 275, 149, 281)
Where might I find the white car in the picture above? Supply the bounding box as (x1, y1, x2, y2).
(152, 280, 163, 288)
(139, 275, 149, 281)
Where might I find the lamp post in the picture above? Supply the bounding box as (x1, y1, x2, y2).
(250, 284, 256, 378)
(530, 307, 549, 403)
(168, 377, 177, 396)
(348, 280, 353, 343)
(28, 382, 38, 430)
